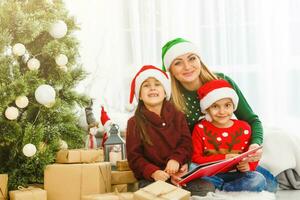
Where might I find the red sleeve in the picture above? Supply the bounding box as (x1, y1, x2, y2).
(249, 161, 258, 171)
(126, 118, 160, 181)
(191, 125, 225, 164)
(168, 112, 193, 165)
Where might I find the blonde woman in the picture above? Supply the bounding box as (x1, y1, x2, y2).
(161, 38, 277, 192)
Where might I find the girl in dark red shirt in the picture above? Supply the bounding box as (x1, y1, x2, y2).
(126, 65, 215, 196)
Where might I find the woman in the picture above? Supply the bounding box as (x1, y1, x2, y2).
(161, 37, 278, 192)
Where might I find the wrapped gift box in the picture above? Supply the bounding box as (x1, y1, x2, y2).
(9, 187, 47, 200)
(111, 184, 127, 192)
(111, 171, 137, 185)
(56, 149, 104, 163)
(44, 162, 111, 200)
(116, 160, 130, 171)
(0, 174, 8, 200)
(133, 180, 190, 200)
(82, 192, 133, 200)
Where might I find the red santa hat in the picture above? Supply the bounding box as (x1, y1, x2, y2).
(197, 79, 239, 121)
(100, 106, 113, 132)
(129, 65, 171, 104)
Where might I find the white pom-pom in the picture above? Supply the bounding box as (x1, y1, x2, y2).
(125, 103, 135, 112)
(15, 96, 29, 108)
(12, 43, 26, 56)
(23, 143, 37, 157)
(49, 20, 68, 39)
(27, 58, 40, 70)
(59, 140, 68, 149)
(35, 84, 56, 106)
(5, 106, 19, 120)
(55, 54, 68, 66)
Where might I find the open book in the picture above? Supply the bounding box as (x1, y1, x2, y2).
(178, 145, 263, 186)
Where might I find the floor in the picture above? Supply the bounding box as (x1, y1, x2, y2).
(276, 190, 300, 200)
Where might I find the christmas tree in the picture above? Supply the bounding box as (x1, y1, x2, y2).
(0, 0, 89, 189)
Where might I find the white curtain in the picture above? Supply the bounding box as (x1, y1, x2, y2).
(65, 0, 300, 131)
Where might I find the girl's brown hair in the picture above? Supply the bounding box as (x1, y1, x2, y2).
(133, 100, 153, 145)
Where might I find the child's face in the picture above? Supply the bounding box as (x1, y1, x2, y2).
(207, 98, 234, 126)
(139, 77, 166, 108)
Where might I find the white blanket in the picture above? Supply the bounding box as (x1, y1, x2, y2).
(191, 191, 276, 200)
(260, 127, 300, 176)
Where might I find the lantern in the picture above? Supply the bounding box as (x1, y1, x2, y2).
(104, 124, 126, 166)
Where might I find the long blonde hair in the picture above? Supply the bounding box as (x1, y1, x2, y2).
(170, 60, 218, 113)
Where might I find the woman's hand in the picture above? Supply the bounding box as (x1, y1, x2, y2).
(237, 161, 250, 172)
(151, 170, 170, 181)
(247, 144, 262, 162)
(164, 159, 180, 175)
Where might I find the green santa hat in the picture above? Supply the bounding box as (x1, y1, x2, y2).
(161, 38, 199, 71)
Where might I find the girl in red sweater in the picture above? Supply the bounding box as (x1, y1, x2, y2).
(192, 79, 267, 192)
(126, 65, 215, 196)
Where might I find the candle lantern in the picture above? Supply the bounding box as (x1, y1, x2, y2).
(104, 124, 126, 166)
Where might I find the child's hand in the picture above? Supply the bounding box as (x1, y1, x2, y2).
(151, 170, 170, 181)
(164, 159, 180, 175)
(237, 161, 250, 172)
(170, 163, 188, 186)
(225, 153, 239, 159)
(247, 144, 262, 162)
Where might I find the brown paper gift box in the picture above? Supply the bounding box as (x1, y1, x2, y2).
(133, 180, 190, 200)
(82, 192, 133, 200)
(56, 149, 104, 163)
(116, 160, 130, 171)
(111, 184, 127, 192)
(0, 174, 8, 200)
(111, 171, 137, 185)
(44, 162, 111, 200)
(9, 187, 47, 200)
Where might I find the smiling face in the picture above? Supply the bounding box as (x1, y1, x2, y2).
(206, 98, 234, 128)
(169, 53, 202, 87)
(139, 77, 166, 110)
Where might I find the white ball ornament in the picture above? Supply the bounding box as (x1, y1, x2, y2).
(12, 43, 26, 56)
(49, 20, 68, 39)
(27, 58, 40, 70)
(55, 54, 68, 66)
(35, 84, 56, 106)
(15, 96, 29, 108)
(22, 143, 37, 157)
(59, 140, 68, 149)
(5, 106, 19, 120)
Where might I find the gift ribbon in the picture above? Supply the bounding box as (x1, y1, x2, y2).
(113, 188, 131, 200)
(80, 149, 102, 163)
(141, 185, 178, 200)
(17, 186, 39, 200)
(0, 187, 7, 200)
(98, 163, 111, 193)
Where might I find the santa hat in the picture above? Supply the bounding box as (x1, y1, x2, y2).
(129, 65, 171, 104)
(162, 38, 199, 71)
(197, 80, 239, 121)
(100, 106, 113, 132)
